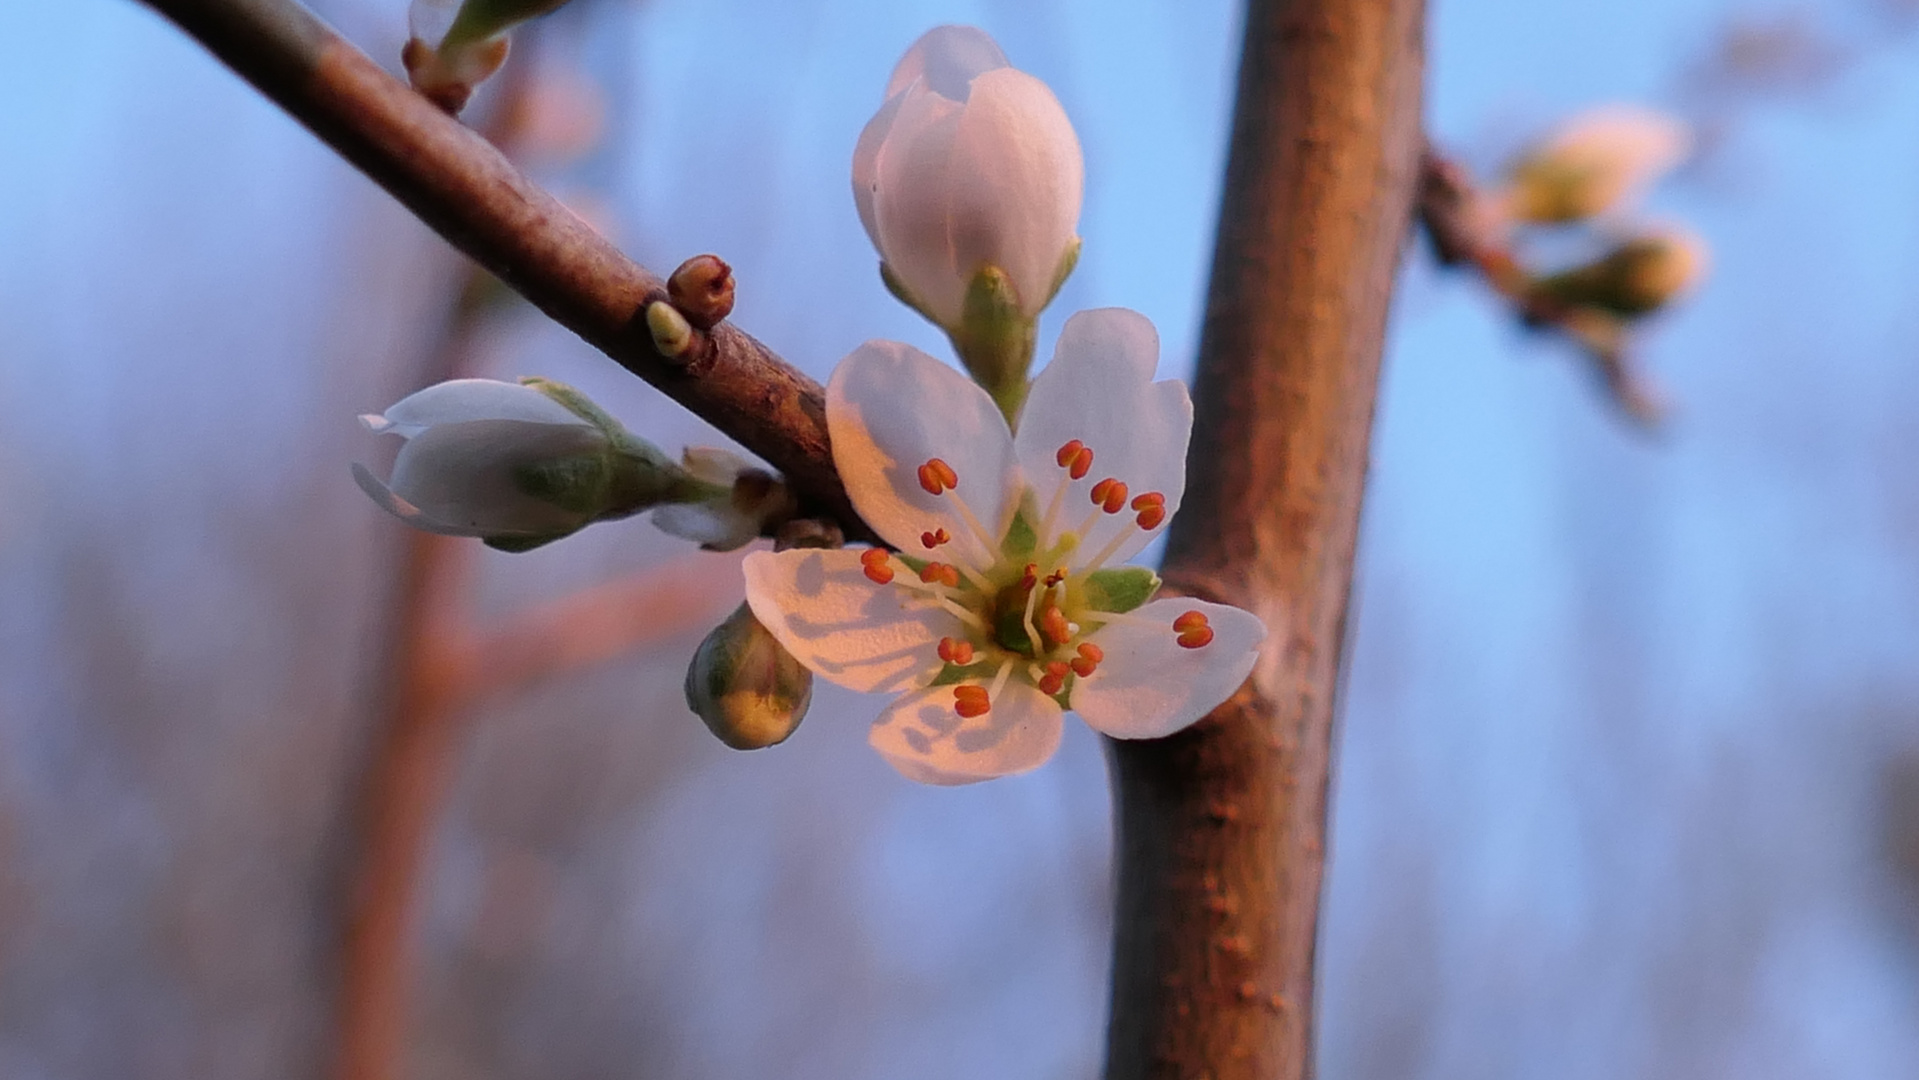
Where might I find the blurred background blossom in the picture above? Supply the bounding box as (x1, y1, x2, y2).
(3, 0, 1919, 1078)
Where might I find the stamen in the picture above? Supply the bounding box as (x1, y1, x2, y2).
(1043, 568, 1067, 588)
(1038, 603, 1071, 647)
(1021, 569, 1043, 656)
(917, 457, 959, 495)
(1131, 492, 1167, 531)
(1055, 440, 1083, 468)
(1037, 660, 1071, 696)
(937, 637, 975, 665)
(1071, 642, 1104, 677)
(859, 547, 894, 585)
(918, 562, 961, 588)
(1089, 478, 1130, 514)
(1078, 520, 1142, 575)
(987, 659, 1016, 698)
(953, 684, 991, 718)
(920, 528, 950, 549)
(1174, 610, 1215, 649)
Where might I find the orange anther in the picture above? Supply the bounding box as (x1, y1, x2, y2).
(937, 637, 975, 665)
(1090, 478, 1129, 514)
(1077, 642, 1105, 663)
(917, 457, 959, 495)
(1131, 492, 1165, 511)
(919, 561, 960, 588)
(1038, 661, 1071, 696)
(953, 684, 991, 718)
(860, 548, 894, 585)
(1071, 644, 1103, 677)
(920, 528, 951, 549)
(1055, 440, 1095, 479)
(1039, 605, 1072, 646)
(1136, 505, 1166, 530)
(1018, 563, 1039, 590)
(1043, 568, 1066, 587)
(1174, 610, 1214, 649)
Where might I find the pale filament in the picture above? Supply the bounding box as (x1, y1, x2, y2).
(987, 659, 1015, 699)
(1021, 572, 1043, 656)
(886, 573, 987, 630)
(1078, 516, 1153, 575)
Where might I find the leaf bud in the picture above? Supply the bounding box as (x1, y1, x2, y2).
(667, 255, 736, 330)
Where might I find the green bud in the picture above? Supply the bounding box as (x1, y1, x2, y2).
(685, 603, 813, 750)
(946, 263, 1039, 424)
(1528, 228, 1708, 318)
(441, 0, 573, 49)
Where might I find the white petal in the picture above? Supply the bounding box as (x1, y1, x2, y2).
(884, 25, 1009, 100)
(373, 378, 589, 438)
(851, 90, 907, 251)
(1070, 598, 1266, 740)
(353, 463, 493, 537)
(1015, 309, 1191, 567)
(742, 548, 960, 695)
(827, 340, 1020, 565)
(868, 679, 1063, 785)
(944, 67, 1083, 316)
(387, 418, 600, 534)
(650, 502, 759, 551)
(872, 86, 968, 325)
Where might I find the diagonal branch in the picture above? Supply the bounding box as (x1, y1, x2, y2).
(138, 0, 874, 541)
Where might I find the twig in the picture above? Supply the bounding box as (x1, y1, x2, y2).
(137, 0, 873, 541)
(1415, 146, 1668, 424)
(1103, 2, 1425, 1077)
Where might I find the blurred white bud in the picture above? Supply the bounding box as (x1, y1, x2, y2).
(651, 447, 798, 552)
(1530, 225, 1710, 317)
(852, 25, 1084, 331)
(353, 377, 695, 552)
(684, 603, 813, 750)
(1505, 105, 1691, 224)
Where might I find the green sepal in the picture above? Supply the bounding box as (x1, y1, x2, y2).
(1000, 496, 1039, 560)
(949, 263, 1038, 424)
(1081, 567, 1160, 614)
(483, 530, 574, 553)
(520, 376, 622, 433)
(442, 0, 571, 49)
(929, 660, 999, 687)
(893, 552, 929, 575)
(1041, 237, 1081, 310)
(879, 261, 941, 325)
(513, 453, 610, 515)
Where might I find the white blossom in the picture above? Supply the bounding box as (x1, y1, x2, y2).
(741, 309, 1265, 785)
(1505, 105, 1691, 223)
(852, 25, 1084, 329)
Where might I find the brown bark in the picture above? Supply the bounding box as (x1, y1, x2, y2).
(137, 0, 872, 541)
(1103, 1, 1425, 1077)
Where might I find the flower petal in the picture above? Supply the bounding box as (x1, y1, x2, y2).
(872, 86, 968, 325)
(1070, 598, 1266, 740)
(868, 679, 1063, 785)
(943, 67, 1083, 316)
(851, 89, 907, 251)
(651, 502, 758, 552)
(1015, 309, 1191, 567)
(354, 462, 493, 537)
(827, 340, 1020, 566)
(387, 418, 601, 534)
(884, 25, 1009, 100)
(742, 548, 961, 694)
(366, 378, 589, 437)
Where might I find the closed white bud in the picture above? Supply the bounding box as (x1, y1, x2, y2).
(1506, 105, 1690, 224)
(1530, 226, 1709, 317)
(353, 377, 696, 552)
(852, 26, 1083, 331)
(685, 603, 813, 750)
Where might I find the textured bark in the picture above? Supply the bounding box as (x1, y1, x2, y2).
(1103, 1, 1425, 1077)
(137, 0, 872, 540)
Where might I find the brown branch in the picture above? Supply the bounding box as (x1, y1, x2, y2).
(137, 0, 875, 542)
(1103, 1, 1425, 1077)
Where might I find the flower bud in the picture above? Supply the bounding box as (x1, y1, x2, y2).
(353, 377, 704, 552)
(1528, 227, 1709, 318)
(650, 447, 799, 551)
(1505, 105, 1690, 223)
(684, 603, 813, 750)
(667, 255, 736, 330)
(645, 301, 695, 362)
(853, 26, 1083, 333)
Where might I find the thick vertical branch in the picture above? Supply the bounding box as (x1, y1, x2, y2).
(1104, 1, 1424, 1078)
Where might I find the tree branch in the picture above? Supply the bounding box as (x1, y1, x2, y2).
(137, 0, 874, 541)
(1103, 1, 1425, 1077)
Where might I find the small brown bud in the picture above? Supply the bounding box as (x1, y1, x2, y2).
(667, 254, 736, 329)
